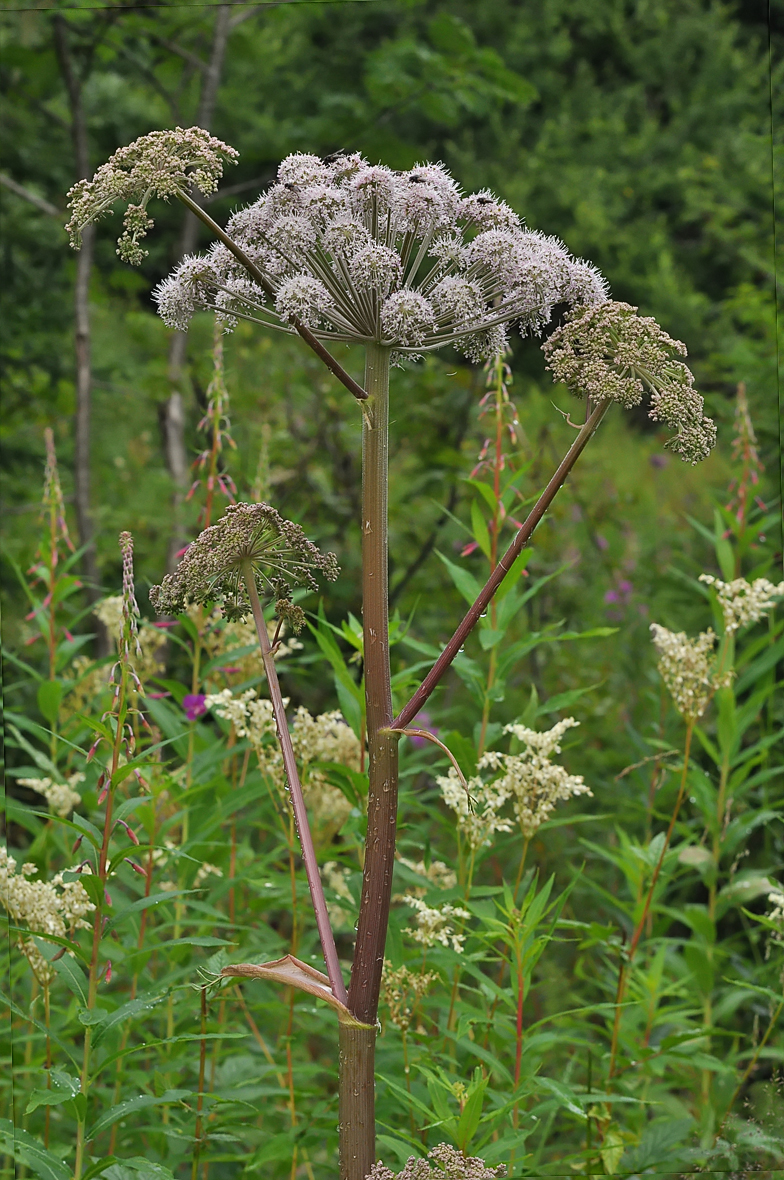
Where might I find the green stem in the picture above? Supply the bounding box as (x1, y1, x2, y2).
(608, 722, 693, 1081)
(345, 343, 398, 1180)
(74, 669, 128, 1179)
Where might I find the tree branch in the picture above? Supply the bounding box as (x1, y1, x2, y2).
(0, 173, 59, 218)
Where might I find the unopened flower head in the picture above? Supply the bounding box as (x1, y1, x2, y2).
(149, 502, 338, 623)
(405, 896, 470, 953)
(19, 773, 84, 818)
(542, 301, 716, 463)
(93, 595, 167, 682)
(650, 623, 734, 722)
(367, 1144, 505, 1180)
(152, 144, 608, 361)
(699, 574, 784, 635)
(66, 127, 238, 263)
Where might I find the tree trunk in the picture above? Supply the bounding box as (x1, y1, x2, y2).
(163, 4, 231, 569)
(53, 16, 104, 645)
(343, 343, 398, 1180)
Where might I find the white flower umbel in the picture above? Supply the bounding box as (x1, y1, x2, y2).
(405, 896, 471, 952)
(699, 575, 784, 635)
(152, 150, 608, 363)
(650, 624, 734, 722)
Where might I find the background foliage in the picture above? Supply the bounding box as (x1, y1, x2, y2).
(1, 1, 783, 1178)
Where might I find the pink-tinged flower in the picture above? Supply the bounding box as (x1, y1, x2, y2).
(649, 453, 668, 468)
(596, 535, 609, 551)
(183, 693, 208, 721)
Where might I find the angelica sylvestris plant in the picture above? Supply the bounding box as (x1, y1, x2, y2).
(62, 129, 724, 1180)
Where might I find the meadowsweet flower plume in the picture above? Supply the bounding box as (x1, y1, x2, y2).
(66, 127, 238, 264)
(542, 301, 716, 463)
(650, 623, 734, 722)
(699, 574, 784, 635)
(367, 1144, 505, 1180)
(149, 502, 338, 626)
(152, 146, 608, 362)
(486, 717, 591, 838)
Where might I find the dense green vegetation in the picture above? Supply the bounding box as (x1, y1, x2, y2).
(1, 2, 783, 1178)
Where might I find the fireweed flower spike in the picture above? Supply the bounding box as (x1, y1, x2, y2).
(65, 127, 238, 264)
(153, 150, 608, 358)
(542, 300, 716, 464)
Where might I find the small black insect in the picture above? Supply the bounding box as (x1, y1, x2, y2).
(321, 150, 347, 164)
(408, 174, 427, 183)
(476, 196, 494, 205)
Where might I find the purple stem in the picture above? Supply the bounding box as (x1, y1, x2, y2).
(241, 561, 347, 1006)
(394, 398, 611, 729)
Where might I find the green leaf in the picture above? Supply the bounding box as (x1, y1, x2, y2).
(470, 500, 492, 560)
(103, 889, 193, 935)
(0, 1118, 71, 1180)
(53, 954, 88, 1005)
(436, 550, 482, 607)
(24, 1089, 74, 1115)
(89, 1090, 191, 1139)
(37, 679, 64, 725)
(99, 1160, 176, 1180)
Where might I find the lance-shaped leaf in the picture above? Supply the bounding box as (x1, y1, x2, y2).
(220, 954, 371, 1028)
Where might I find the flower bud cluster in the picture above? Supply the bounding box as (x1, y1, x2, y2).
(66, 127, 238, 263)
(542, 301, 716, 463)
(649, 624, 734, 722)
(149, 502, 338, 623)
(367, 1143, 505, 1180)
(699, 574, 784, 635)
(152, 146, 607, 360)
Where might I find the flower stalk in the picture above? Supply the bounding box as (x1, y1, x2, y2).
(240, 558, 347, 1004)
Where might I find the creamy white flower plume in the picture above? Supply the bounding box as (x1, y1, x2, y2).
(699, 574, 784, 635)
(650, 624, 734, 721)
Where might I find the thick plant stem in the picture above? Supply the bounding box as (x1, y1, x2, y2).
(339, 1024, 377, 1180)
(240, 561, 347, 1005)
(344, 344, 398, 1177)
(395, 398, 611, 728)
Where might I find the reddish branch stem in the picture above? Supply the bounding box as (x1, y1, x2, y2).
(394, 398, 611, 729)
(241, 561, 347, 1006)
